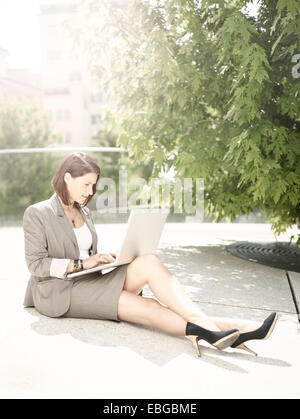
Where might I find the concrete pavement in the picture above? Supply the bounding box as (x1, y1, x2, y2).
(0, 222, 299, 399)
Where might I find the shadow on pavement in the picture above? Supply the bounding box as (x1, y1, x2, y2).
(24, 306, 291, 372)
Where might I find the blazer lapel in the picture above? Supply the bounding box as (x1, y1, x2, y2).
(49, 192, 97, 255)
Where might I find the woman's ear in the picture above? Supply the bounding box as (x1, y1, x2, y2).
(64, 172, 72, 184)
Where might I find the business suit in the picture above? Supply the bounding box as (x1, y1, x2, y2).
(23, 192, 128, 320)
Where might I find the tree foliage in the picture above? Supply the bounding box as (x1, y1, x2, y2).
(0, 101, 62, 220)
(79, 0, 300, 239)
(90, 120, 154, 209)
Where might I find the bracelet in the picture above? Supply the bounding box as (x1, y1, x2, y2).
(80, 259, 84, 270)
(73, 259, 81, 273)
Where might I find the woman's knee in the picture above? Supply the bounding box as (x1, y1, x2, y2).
(131, 253, 161, 269)
(125, 253, 161, 280)
(124, 253, 170, 295)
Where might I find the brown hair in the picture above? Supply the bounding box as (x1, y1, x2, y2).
(51, 152, 101, 208)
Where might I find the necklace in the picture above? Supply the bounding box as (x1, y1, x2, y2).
(59, 197, 78, 228)
(66, 207, 77, 228)
(70, 209, 78, 228)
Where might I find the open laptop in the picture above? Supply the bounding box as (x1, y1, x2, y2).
(67, 209, 169, 279)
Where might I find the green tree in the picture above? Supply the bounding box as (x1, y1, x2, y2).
(90, 116, 154, 212)
(0, 100, 62, 220)
(79, 0, 300, 240)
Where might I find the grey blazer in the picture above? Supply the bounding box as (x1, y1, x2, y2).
(23, 192, 98, 317)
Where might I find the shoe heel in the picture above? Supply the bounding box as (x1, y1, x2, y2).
(237, 343, 257, 356)
(213, 330, 240, 351)
(187, 335, 201, 357)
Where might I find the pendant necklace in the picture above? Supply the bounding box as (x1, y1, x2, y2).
(71, 210, 76, 228)
(70, 206, 76, 228)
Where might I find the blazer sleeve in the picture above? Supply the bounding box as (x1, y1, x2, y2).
(23, 206, 70, 278)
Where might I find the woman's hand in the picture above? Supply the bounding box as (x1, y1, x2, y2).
(98, 252, 117, 265)
(82, 252, 117, 270)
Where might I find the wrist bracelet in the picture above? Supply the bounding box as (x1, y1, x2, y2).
(73, 259, 81, 273)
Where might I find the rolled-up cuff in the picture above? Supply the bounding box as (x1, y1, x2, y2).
(50, 258, 71, 279)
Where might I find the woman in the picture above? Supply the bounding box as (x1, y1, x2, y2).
(23, 152, 278, 357)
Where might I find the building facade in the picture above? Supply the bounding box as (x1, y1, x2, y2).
(0, 48, 42, 102)
(1, 1, 109, 147)
(40, 2, 102, 147)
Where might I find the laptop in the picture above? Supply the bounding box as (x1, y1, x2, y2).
(67, 209, 169, 279)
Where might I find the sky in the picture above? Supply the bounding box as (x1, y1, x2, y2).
(0, 0, 74, 71)
(0, 0, 42, 71)
(0, 0, 260, 72)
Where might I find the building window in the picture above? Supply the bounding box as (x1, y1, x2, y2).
(56, 110, 62, 120)
(56, 109, 63, 120)
(47, 25, 59, 41)
(91, 114, 101, 124)
(55, 109, 70, 121)
(90, 92, 103, 102)
(65, 132, 71, 143)
(48, 50, 61, 61)
(64, 109, 70, 120)
(44, 88, 70, 95)
(69, 72, 81, 82)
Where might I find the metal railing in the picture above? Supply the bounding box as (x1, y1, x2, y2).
(0, 146, 127, 154)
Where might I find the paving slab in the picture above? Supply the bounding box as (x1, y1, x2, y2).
(0, 223, 299, 399)
(155, 245, 295, 318)
(288, 271, 300, 302)
(286, 271, 300, 321)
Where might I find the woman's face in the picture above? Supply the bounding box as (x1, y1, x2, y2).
(64, 171, 98, 205)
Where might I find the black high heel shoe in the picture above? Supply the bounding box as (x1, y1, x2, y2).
(231, 312, 278, 356)
(186, 322, 240, 357)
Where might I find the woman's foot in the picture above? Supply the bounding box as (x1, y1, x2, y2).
(186, 321, 240, 357)
(231, 312, 278, 356)
(187, 315, 221, 332)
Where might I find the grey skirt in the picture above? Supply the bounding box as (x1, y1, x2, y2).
(63, 264, 129, 322)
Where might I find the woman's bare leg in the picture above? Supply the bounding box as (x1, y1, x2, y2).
(122, 254, 263, 334)
(123, 254, 220, 331)
(212, 316, 261, 333)
(117, 290, 187, 336)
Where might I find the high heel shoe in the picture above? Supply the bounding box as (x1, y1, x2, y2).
(186, 322, 240, 357)
(231, 312, 278, 356)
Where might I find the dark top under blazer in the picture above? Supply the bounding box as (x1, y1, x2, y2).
(23, 192, 98, 317)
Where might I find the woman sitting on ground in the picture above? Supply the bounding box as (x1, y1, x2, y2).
(23, 152, 278, 357)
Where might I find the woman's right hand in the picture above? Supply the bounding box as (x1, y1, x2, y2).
(83, 253, 116, 270)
